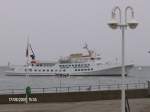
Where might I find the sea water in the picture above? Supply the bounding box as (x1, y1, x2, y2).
(0, 66, 149, 90)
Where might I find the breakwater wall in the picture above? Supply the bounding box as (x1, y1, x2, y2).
(0, 89, 149, 104)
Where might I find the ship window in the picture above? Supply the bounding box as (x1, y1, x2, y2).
(39, 69, 41, 72)
(75, 69, 77, 71)
(51, 69, 53, 72)
(24, 69, 27, 72)
(91, 68, 93, 70)
(78, 69, 80, 71)
(97, 63, 101, 66)
(47, 69, 49, 72)
(11, 68, 15, 70)
(55, 69, 57, 72)
(36, 64, 39, 66)
(43, 69, 45, 72)
(29, 69, 32, 72)
(81, 69, 83, 71)
(88, 69, 90, 71)
(65, 65, 68, 68)
(34, 69, 37, 72)
(63, 69, 65, 72)
(84, 69, 87, 71)
(40, 64, 42, 67)
(78, 64, 80, 67)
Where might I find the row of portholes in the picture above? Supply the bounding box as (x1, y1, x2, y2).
(31, 64, 54, 67)
(75, 68, 93, 71)
(59, 64, 90, 68)
(24, 69, 66, 72)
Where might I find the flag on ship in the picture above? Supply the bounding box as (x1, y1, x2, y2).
(25, 40, 35, 60)
(29, 44, 35, 60)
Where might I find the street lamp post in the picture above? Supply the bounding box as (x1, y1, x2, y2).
(108, 6, 138, 112)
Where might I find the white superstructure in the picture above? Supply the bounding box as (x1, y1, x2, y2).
(5, 44, 133, 76)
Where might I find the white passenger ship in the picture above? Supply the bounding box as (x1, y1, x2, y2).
(5, 43, 133, 76)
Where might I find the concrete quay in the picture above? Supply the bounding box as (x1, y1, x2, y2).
(0, 98, 150, 112)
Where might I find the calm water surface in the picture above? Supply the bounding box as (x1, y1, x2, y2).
(0, 66, 149, 89)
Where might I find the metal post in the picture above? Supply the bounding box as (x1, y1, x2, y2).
(78, 86, 80, 92)
(98, 85, 101, 90)
(117, 84, 120, 89)
(59, 78, 61, 92)
(108, 6, 138, 112)
(126, 84, 128, 90)
(148, 81, 150, 95)
(25, 37, 30, 104)
(11, 89, 14, 94)
(56, 87, 58, 93)
(121, 25, 125, 112)
(42, 88, 45, 94)
(67, 87, 70, 92)
(98, 80, 101, 90)
(25, 66, 29, 104)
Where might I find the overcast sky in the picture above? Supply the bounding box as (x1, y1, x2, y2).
(0, 0, 149, 65)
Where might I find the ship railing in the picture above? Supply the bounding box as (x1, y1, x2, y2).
(0, 82, 147, 95)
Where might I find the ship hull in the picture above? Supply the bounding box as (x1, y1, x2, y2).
(5, 65, 133, 76)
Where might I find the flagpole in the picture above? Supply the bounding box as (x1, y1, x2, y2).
(25, 37, 29, 104)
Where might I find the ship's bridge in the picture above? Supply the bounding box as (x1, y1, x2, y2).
(30, 60, 56, 67)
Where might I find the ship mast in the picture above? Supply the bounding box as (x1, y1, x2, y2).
(83, 43, 92, 57)
(25, 36, 30, 104)
(26, 37, 36, 64)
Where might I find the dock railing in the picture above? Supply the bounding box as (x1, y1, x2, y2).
(0, 82, 147, 95)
